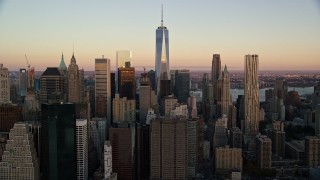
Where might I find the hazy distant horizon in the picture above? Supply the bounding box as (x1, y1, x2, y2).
(1, 1, 320, 71)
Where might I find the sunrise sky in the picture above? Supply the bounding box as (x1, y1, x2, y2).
(0, 0, 320, 71)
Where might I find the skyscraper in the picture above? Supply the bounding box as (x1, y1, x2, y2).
(41, 103, 77, 180)
(139, 72, 156, 124)
(0, 104, 23, 132)
(0, 122, 39, 180)
(150, 117, 188, 179)
(109, 123, 135, 180)
(256, 135, 272, 169)
(118, 62, 135, 99)
(40, 67, 65, 104)
(104, 141, 117, 180)
(221, 65, 231, 117)
(211, 54, 221, 101)
(95, 57, 111, 122)
(0, 64, 10, 103)
(112, 94, 135, 123)
(68, 54, 81, 103)
(244, 54, 260, 134)
(76, 119, 88, 180)
(19, 68, 27, 97)
(155, 6, 170, 98)
(116, 50, 132, 93)
(175, 69, 190, 103)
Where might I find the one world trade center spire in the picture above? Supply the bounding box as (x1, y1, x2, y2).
(155, 5, 170, 100)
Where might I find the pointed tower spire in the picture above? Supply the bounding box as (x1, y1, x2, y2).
(58, 52, 67, 71)
(224, 64, 228, 72)
(161, 4, 163, 27)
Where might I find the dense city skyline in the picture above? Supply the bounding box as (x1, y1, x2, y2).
(0, 1, 320, 71)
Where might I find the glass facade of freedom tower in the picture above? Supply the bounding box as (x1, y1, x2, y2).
(155, 22, 170, 97)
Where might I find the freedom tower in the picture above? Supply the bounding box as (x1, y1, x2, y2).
(155, 5, 170, 99)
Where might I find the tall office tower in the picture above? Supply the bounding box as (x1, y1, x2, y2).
(215, 146, 243, 174)
(27, 66, 35, 91)
(256, 135, 272, 169)
(112, 94, 135, 123)
(267, 129, 285, 158)
(211, 54, 221, 101)
(139, 72, 156, 124)
(188, 95, 198, 118)
(0, 104, 23, 132)
(170, 70, 176, 92)
(58, 53, 68, 100)
(0, 122, 39, 180)
(116, 50, 132, 93)
(104, 141, 117, 180)
(95, 58, 111, 122)
(155, 6, 170, 98)
(0, 64, 10, 103)
(150, 117, 188, 179)
(147, 70, 156, 91)
(274, 78, 288, 99)
(19, 68, 27, 97)
(244, 54, 260, 135)
(213, 117, 228, 148)
(79, 68, 84, 101)
(197, 119, 205, 160)
(41, 103, 76, 180)
(136, 125, 150, 179)
(175, 69, 190, 103)
(230, 127, 242, 148)
(68, 54, 81, 103)
(187, 119, 198, 178)
(40, 67, 65, 104)
(313, 82, 320, 109)
(118, 62, 135, 99)
(76, 119, 88, 180)
(221, 65, 232, 117)
(228, 105, 237, 129)
(89, 117, 106, 162)
(305, 136, 320, 167)
(236, 95, 245, 128)
(109, 123, 135, 180)
(160, 95, 177, 116)
(110, 72, 116, 120)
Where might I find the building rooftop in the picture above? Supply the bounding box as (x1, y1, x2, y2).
(42, 67, 61, 76)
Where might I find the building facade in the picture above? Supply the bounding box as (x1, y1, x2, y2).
(40, 67, 65, 104)
(118, 62, 135, 99)
(0, 122, 39, 180)
(221, 65, 231, 117)
(76, 119, 88, 180)
(211, 54, 221, 101)
(174, 69, 190, 103)
(112, 94, 135, 123)
(150, 117, 188, 179)
(68, 54, 81, 103)
(244, 54, 260, 134)
(215, 146, 242, 174)
(256, 135, 272, 169)
(0, 64, 10, 103)
(155, 7, 170, 97)
(41, 103, 77, 180)
(95, 58, 111, 122)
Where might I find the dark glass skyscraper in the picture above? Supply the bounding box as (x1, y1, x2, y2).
(41, 103, 76, 180)
(155, 6, 170, 97)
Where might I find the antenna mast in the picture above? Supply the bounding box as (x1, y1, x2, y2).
(161, 4, 163, 27)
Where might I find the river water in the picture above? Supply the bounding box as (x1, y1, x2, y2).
(231, 87, 314, 102)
